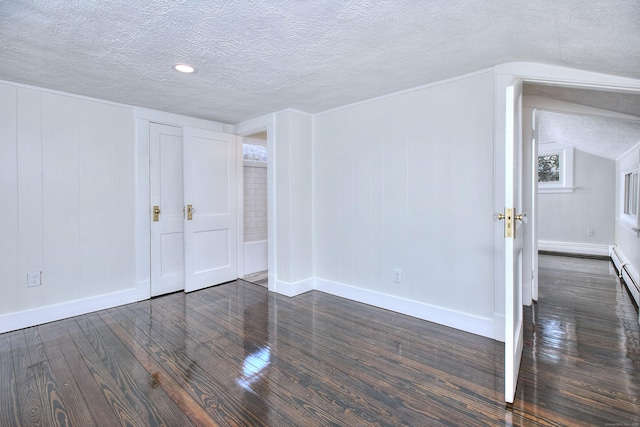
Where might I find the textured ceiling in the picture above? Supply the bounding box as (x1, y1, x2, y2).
(524, 84, 640, 118)
(1, 1, 639, 124)
(537, 111, 640, 159)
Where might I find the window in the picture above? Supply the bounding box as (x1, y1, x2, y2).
(538, 153, 560, 183)
(243, 143, 267, 163)
(623, 168, 638, 219)
(538, 144, 574, 193)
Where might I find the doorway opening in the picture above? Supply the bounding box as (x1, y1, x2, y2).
(240, 131, 268, 287)
(522, 82, 640, 306)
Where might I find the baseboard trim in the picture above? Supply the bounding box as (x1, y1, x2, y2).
(493, 313, 505, 342)
(611, 246, 640, 309)
(538, 241, 611, 257)
(523, 281, 532, 306)
(274, 278, 314, 297)
(314, 279, 496, 340)
(137, 279, 150, 301)
(0, 289, 138, 334)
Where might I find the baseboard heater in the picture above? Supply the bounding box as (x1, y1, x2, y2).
(611, 246, 640, 307)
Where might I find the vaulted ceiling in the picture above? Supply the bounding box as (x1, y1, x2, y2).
(1, 1, 639, 124)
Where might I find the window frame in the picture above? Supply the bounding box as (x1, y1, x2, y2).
(537, 143, 574, 194)
(620, 165, 639, 227)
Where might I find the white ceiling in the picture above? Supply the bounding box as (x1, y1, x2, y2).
(1, 1, 639, 124)
(537, 111, 640, 159)
(525, 83, 640, 160)
(524, 85, 640, 119)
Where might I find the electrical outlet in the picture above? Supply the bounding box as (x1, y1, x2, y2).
(393, 268, 402, 283)
(586, 229, 594, 237)
(27, 271, 41, 287)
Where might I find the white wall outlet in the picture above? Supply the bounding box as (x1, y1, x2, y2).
(27, 271, 41, 287)
(393, 268, 402, 283)
(586, 229, 594, 237)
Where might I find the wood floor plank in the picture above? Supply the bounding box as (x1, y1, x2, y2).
(516, 255, 640, 426)
(78, 312, 196, 427)
(1, 254, 638, 426)
(188, 285, 516, 426)
(110, 302, 279, 426)
(155, 290, 390, 426)
(114, 301, 309, 426)
(39, 319, 123, 427)
(0, 330, 21, 426)
(63, 317, 151, 427)
(11, 329, 44, 426)
(97, 308, 219, 427)
(149, 292, 369, 427)
(36, 322, 97, 427)
(22, 326, 71, 426)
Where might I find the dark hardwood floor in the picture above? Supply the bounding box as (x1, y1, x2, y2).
(1, 255, 638, 426)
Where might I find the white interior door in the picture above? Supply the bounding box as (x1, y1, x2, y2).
(183, 128, 238, 292)
(531, 111, 539, 303)
(505, 78, 525, 403)
(150, 123, 184, 297)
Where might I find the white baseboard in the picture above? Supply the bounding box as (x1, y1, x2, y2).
(522, 281, 532, 306)
(538, 240, 611, 257)
(137, 279, 151, 301)
(0, 289, 138, 334)
(273, 278, 315, 297)
(267, 272, 276, 292)
(611, 246, 640, 308)
(493, 313, 505, 342)
(314, 278, 496, 340)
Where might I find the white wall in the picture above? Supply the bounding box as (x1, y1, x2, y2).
(0, 83, 136, 332)
(538, 149, 616, 246)
(616, 145, 640, 293)
(312, 71, 497, 336)
(274, 110, 313, 287)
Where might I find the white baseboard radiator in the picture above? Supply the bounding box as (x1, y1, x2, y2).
(611, 246, 640, 307)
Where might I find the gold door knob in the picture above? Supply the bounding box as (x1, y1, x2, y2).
(153, 205, 160, 222)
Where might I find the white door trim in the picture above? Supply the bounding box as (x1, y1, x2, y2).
(234, 114, 277, 291)
(494, 62, 640, 403)
(134, 109, 228, 301)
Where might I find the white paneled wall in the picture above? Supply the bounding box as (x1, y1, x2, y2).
(0, 84, 19, 316)
(243, 164, 268, 242)
(538, 150, 616, 246)
(275, 110, 313, 285)
(313, 71, 496, 326)
(0, 83, 135, 329)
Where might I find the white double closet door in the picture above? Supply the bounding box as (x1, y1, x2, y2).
(150, 123, 238, 297)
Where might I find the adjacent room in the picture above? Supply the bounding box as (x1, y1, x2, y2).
(0, 1, 638, 425)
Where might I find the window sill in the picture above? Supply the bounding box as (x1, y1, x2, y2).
(538, 186, 575, 194)
(243, 161, 267, 168)
(618, 215, 639, 229)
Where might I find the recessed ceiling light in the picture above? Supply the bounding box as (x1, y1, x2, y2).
(174, 63, 195, 73)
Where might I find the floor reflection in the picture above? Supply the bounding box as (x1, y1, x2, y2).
(518, 255, 640, 424)
(238, 284, 271, 423)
